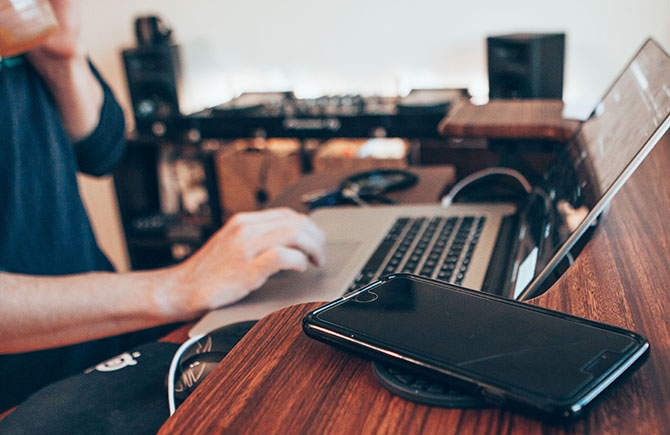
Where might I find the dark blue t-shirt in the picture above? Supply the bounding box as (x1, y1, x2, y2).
(0, 56, 127, 411)
(0, 57, 125, 274)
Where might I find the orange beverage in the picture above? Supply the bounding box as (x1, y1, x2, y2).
(0, 0, 58, 57)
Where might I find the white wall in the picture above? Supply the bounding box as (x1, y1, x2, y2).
(77, 0, 670, 270)
(81, 0, 670, 113)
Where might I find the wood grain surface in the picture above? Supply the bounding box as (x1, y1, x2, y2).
(160, 132, 670, 434)
(438, 100, 581, 142)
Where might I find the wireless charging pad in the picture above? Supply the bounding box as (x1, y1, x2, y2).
(372, 362, 488, 408)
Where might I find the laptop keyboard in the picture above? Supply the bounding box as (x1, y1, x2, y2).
(347, 215, 486, 292)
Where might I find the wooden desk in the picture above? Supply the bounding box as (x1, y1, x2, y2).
(438, 100, 581, 142)
(160, 132, 670, 434)
(433, 99, 580, 183)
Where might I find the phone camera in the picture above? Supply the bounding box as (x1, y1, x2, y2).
(354, 291, 379, 303)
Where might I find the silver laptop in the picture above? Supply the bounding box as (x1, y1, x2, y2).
(190, 38, 670, 336)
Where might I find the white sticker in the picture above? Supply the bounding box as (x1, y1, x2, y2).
(84, 351, 141, 373)
(513, 247, 538, 299)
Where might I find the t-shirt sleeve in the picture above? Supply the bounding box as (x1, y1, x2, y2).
(73, 62, 126, 176)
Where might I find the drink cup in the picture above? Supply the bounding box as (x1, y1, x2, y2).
(0, 0, 58, 57)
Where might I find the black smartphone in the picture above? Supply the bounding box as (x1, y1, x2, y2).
(302, 274, 649, 419)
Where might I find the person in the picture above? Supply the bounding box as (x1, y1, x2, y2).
(0, 0, 325, 411)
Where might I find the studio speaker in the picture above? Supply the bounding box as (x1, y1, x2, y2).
(122, 16, 181, 127)
(487, 33, 565, 99)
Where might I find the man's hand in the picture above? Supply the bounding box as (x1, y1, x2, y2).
(166, 208, 327, 316)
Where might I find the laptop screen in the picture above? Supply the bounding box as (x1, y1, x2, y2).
(513, 39, 670, 300)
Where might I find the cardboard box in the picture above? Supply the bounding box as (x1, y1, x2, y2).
(214, 139, 302, 218)
(313, 138, 408, 173)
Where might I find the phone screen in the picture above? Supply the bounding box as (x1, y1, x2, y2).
(314, 276, 642, 402)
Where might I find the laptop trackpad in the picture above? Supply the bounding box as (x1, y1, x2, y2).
(247, 240, 360, 300)
(189, 241, 361, 336)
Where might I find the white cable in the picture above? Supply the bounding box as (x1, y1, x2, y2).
(168, 333, 205, 415)
(441, 167, 532, 207)
(341, 186, 370, 207)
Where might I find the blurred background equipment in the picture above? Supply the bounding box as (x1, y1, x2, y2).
(312, 138, 408, 173)
(214, 139, 303, 219)
(114, 140, 221, 270)
(112, 15, 575, 271)
(136, 89, 468, 142)
(487, 33, 565, 99)
(122, 15, 182, 129)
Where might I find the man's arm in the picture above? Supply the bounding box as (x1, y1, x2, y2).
(26, 0, 103, 142)
(0, 208, 326, 354)
(2, 1, 327, 355)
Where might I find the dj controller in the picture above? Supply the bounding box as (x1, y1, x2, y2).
(135, 88, 468, 142)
